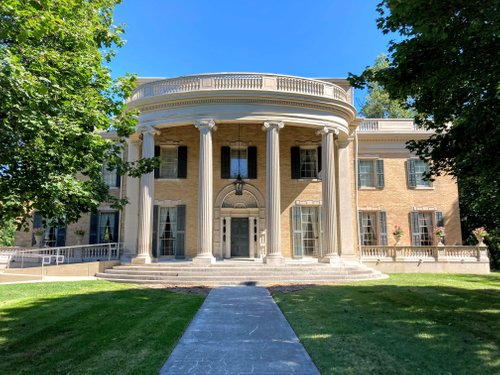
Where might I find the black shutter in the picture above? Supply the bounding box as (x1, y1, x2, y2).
(175, 205, 186, 259)
(56, 225, 66, 247)
(221, 146, 231, 179)
(378, 211, 388, 245)
(32, 212, 43, 246)
(410, 211, 420, 246)
(152, 205, 159, 258)
(89, 212, 99, 244)
(177, 146, 187, 178)
(248, 146, 257, 179)
(115, 165, 121, 188)
(376, 159, 385, 188)
(113, 211, 120, 243)
(407, 159, 416, 188)
(317, 146, 322, 178)
(435, 211, 444, 227)
(154, 146, 161, 178)
(291, 147, 300, 179)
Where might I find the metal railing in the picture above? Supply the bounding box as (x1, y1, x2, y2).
(360, 245, 488, 262)
(4, 243, 121, 269)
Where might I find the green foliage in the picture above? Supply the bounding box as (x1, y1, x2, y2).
(349, 0, 499, 258)
(0, 0, 157, 229)
(274, 274, 500, 374)
(359, 54, 413, 118)
(0, 220, 15, 246)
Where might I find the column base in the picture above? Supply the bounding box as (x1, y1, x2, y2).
(131, 255, 153, 264)
(320, 254, 344, 266)
(193, 254, 216, 265)
(264, 254, 285, 265)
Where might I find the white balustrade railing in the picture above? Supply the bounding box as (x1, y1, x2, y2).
(358, 119, 434, 133)
(361, 245, 487, 262)
(6, 243, 121, 269)
(130, 73, 348, 102)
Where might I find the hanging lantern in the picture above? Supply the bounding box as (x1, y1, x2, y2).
(234, 174, 244, 195)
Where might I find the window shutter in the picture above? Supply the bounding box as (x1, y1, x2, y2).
(221, 146, 231, 179)
(434, 211, 444, 227)
(291, 147, 301, 179)
(175, 205, 186, 259)
(317, 146, 322, 178)
(410, 211, 420, 246)
(318, 206, 323, 257)
(32, 212, 43, 246)
(357, 160, 361, 188)
(292, 206, 303, 258)
(89, 212, 99, 244)
(152, 205, 159, 258)
(115, 166, 121, 188)
(378, 211, 388, 245)
(376, 159, 385, 188)
(154, 146, 161, 178)
(177, 146, 188, 178)
(248, 146, 257, 179)
(407, 159, 417, 188)
(56, 225, 66, 247)
(358, 211, 363, 245)
(112, 211, 120, 242)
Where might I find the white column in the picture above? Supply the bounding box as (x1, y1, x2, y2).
(319, 126, 342, 264)
(337, 140, 356, 261)
(123, 140, 140, 256)
(134, 126, 158, 264)
(263, 121, 284, 265)
(193, 119, 216, 264)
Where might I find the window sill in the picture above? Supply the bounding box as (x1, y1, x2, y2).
(296, 178, 322, 182)
(412, 186, 435, 190)
(156, 178, 186, 181)
(358, 187, 383, 190)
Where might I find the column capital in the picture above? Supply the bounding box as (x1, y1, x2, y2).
(195, 119, 216, 131)
(262, 121, 284, 131)
(316, 126, 340, 137)
(136, 125, 160, 137)
(337, 139, 351, 148)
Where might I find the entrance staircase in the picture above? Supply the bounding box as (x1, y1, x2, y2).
(96, 260, 387, 286)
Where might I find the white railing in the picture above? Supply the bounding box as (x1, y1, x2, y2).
(358, 119, 433, 133)
(361, 245, 488, 262)
(5, 243, 121, 269)
(130, 73, 348, 103)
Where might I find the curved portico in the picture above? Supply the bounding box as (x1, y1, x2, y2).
(125, 73, 358, 264)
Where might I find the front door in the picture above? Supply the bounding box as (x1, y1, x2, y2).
(231, 218, 249, 257)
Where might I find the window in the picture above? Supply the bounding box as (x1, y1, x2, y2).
(358, 211, 387, 246)
(89, 211, 119, 244)
(152, 205, 186, 258)
(358, 159, 384, 188)
(291, 146, 322, 179)
(160, 146, 178, 178)
(98, 212, 118, 243)
(230, 147, 248, 178)
(154, 145, 187, 179)
(221, 146, 257, 179)
(31, 212, 67, 247)
(407, 159, 432, 188)
(102, 163, 119, 188)
(410, 211, 444, 246)
(292, 206, 322, 257)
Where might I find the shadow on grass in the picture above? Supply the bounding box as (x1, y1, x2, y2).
(0, 283, 204, 375)
(274, 282, 500, 375)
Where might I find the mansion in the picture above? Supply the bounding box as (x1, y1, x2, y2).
(14, 73, 489, 274)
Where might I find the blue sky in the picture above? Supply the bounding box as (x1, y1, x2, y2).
(110, 0, 395, 109)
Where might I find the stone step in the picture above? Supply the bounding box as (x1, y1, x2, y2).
(103, 269, 375, 276)
(112, 265, 367, 272)
(96, 272, 381, 282)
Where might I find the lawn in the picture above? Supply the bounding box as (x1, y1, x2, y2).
(273, 273, 500, 375)
(0, 281, 205, 375)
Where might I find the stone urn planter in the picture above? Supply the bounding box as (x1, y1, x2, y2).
(74, 230, 86, 245)
(34, 234, 43, 247)
(436, 235, 445, 246)
(474, 234, 485, 247)
(473, 227, 487, 247)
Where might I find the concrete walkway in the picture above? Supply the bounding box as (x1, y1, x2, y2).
(160, 286, 319, 374)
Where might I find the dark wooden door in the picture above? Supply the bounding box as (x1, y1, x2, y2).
(231, 218, 249, 257)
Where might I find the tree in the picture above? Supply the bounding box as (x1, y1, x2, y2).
(0, 0, 156, 229)
(359, 54, 413, 118)
(349, 0, 499, 266)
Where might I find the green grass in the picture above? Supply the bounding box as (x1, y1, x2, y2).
(0, 281, 205, 375)
(273, 273, 500, 375)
